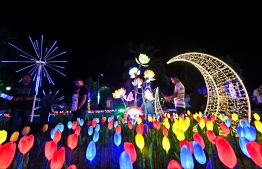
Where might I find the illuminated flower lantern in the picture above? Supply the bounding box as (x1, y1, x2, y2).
(238, 137, 251, 158)
(45, 141, 57, 161)
(180, 145, 194, 169)
(0, 142, 16, 168)
(114, 132, 122, 146)
(135, 134, 145, 152)
(192, 141, 206, 164)
(10, 131, 19, 142)
(67, 134, 78, 150)
(215, 136, 237, 168)
(167, 159, 182, 169)
(50, 147, 66, 169)
(246, 141, 262, 168)
(18, 134, 34, 154)
(93, 131, 99, 143)
(162, 136, 170, 154)
(124, 142, 137, 163)
(119, 151, 133, 169)
(125, 106, 143, 119)
(86, 140, 96, 161)
(0, 130, 7, 144)
(88, 126, 93, 136)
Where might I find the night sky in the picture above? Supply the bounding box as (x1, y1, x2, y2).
(1, 3, 262, 96)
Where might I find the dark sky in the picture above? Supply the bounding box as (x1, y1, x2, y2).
(1, 3, 262, 96)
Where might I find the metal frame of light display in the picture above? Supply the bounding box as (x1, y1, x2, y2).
(167, 52, 251, 121)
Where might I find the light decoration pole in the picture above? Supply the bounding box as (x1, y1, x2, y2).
(1, 35, 67, 122)
(97, 73, 103, 106)
(167, 52, 251, 122)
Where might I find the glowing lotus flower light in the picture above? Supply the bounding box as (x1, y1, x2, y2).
(0, 130, 7, 144)
(238, 137, 251, 158)
(180, 145, 194, 169)
(144, 69, 155, 83)
(231, 113, 238, 121)
(135, 134, 145, 151)
(124, 142, 137, 163)
(22, 126, 30, 136)
(114, 132, 122, 146)
(167, 159, 182, 169)
(45, 141, 57, 161)
(112, 88, 126, 99)
(42, 124, 48, 132)
(220, 123, 230, 135)
(243, 126, 256, 141)
(193, 133, 205, 149)
(215, 136, 237, 168)
(253, 113, 260, 121)
(180, 140, 193, 154)
(0, 142, 16, 168)
(86, 140, 96, 161)
(135, 53, 150, 66)
(10, 131, 19, 142)
(206, 130, 217, 144)
(119, 151, 133, 169)
(132, 77, 143, 88)
(53, 130, 62, 143)
(162, 136, 170, 154)
(246, 141, 262, 168)
(129, 67, 140, 78)
(50, 147, 65, 169)
(67, 134, 78, 150)
(67, 121, 72, 129)
(18, 134, 34, 154)
(93, 131, 99, 143)
(192, 141, 206, 164)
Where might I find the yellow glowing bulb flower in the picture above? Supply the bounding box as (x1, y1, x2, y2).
(163, 118, 170, 129)
(148, 116, 153, 122)
(0, 130, 7, 144)
(199, 118, 206, 129)
(135, 134, 145, 151)
(112, 88, 126, 99)
(231, 113, 238, 121)
(206, 121, 214, 131)
(135, 53, 150, 66)
(22, 126, 30, 136)
(179, 118, 189, 132)
(137, 117, 142, 124)
(172, 121, 178, 134)
(10, 131, 19, 142)
(162, 136, 170, 154)
(254, 120, 262, 133)
(144, 70, 155, 83)
(253, 113, 260, 121)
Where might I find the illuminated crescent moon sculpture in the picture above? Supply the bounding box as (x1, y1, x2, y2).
(167, 52, 251, 122)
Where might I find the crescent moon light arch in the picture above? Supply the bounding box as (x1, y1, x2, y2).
(167, 52, 251, 121)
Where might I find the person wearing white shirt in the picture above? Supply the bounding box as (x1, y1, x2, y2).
(164, 74, 186, 115)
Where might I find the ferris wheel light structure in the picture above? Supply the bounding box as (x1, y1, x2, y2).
(1, 35, 67, 122)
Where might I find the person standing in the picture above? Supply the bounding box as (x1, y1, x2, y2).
(253, 84, 262, 114)
(71, 77, 88, 121)
(7, 74, 35, 139)
(164, 74, 186, 115)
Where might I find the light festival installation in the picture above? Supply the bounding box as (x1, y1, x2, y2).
(167, 52, 251, 121)
(1, 35, 67, 122)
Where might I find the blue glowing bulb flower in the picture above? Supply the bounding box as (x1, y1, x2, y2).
(180, 145, 194, 169)
(88, 126, 93, 136)
(67, 121, 72, 129)
(238, 137, 251, 158)
(93, 131, 99, 143)
(86, 140, 96, 161)
(119, 151, 133, 169)
(114, 132, 122, 146)
(192, 141, 206, 164)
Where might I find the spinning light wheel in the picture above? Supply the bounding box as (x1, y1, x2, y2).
(167, 52, 251, 121)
